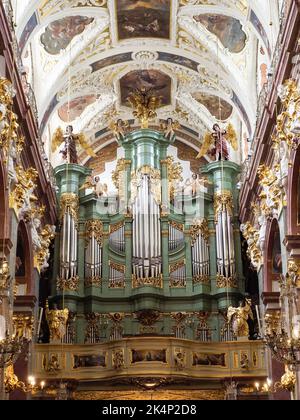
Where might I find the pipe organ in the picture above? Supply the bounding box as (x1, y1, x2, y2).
(169, 222, 184, 251)
(52, 130, 244, 343)
(109, 222, 125, 253)
(85, 220, 103, 286)
(191, 219, 210, 284)
(214, 191, 236, 284)
(131, 166, 162, 281)
(109, 262, 125, 289)
(58, 193, 79, 288)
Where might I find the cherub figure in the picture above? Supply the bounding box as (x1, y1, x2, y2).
(52, 125, 96, 164)
(160, 118, 180, 141)
(109, 119, 130, 141)
(197, 123, 238, 161)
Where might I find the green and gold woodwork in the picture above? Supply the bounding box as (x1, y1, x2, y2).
(49, 130, 244, 343)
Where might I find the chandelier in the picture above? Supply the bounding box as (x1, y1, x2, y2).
(261, 260, 300, 397)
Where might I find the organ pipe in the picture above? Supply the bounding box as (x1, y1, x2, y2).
(214, 191, 235, 279)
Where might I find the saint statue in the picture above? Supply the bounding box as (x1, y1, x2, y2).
(197, 123, 238, 161)
(227, 298, 253, 338)
(52, 125, 96, 164)
(45, 301, 69, 343)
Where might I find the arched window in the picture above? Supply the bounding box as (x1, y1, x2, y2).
(264, 219, 283, 292)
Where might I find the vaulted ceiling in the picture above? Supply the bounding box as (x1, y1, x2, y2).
(13, 0, 281, 167)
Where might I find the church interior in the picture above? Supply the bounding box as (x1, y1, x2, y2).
(0, 0, 300, 401)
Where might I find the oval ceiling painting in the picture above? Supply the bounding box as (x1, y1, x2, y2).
(194, 14, 247, 54)
(58, 95, 97, 122)
(193, 93, 233, 121)
(120, 70, 172, 107)
(40, 16, 94, 55)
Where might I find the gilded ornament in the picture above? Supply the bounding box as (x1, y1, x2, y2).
(216, 274, 238, 289)
(193, 274, 210, 285)
(190, 218, 209, 245)
(45, 301, 69, 343)
(60, 193, 79, 224)
(214, 191, 233, 222)
(132, 274, 163, 289)
(56, 276, 79, 292)
(127, 88, 161, 129)
(12, 314, 34, 341)
(227, 298, 253, 338)
(240, 222, 262, 269)
(86, 220, 103, 246)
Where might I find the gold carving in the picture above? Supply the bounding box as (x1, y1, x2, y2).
(113, 350, 125, 370)
(84, 276, 102, 287)
(12, 314, 34, 341)
(45, 301, 69, 343)
(190, 218, 209, 245)
(60, 193, 79, 225)
(227, 298, 253, 338)
(169, 220, 184, 232)
(240, 222, 262, 269)
(214, 191, 233, 222)
(128, 89, 161, 129)
(9, 166, 38, 212)
(86, 220, 103, 246)
(216, 274, 238, 289)
(193, 274, 210, 285)
(35, 224, 56, 271)
(56, 275, 79, 292)
(109, 221, 124, 235)
(132, 274, 163, 289)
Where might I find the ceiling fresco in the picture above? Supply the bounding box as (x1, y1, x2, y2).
(115, 0, 171, 40)
(58, 95, 98, 122)
(120, 70, 172, 107)
(40, 16, 94, 55)
(14, 0, 279, 167)
(192, 93, 233, 121)
(193, 14, 247, 54)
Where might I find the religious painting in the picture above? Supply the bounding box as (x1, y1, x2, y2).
(73, 353, 106, 369)
(58, 95, 97, 122)
(194, 14, 247, 54)
(192, 93, 233, 120)
(19, 13, 38, 52)
(40, 16, 94, 55)
(116, 0, 171, 40)
(192, 352, 226, 367)
(250, 10, 271, 57)
(131, 349, 167, 363)
(272, 226, 282, 274)
(158, 52, 199, 72)
(120, 70, 172, 107)
(91, 52, 132, 73)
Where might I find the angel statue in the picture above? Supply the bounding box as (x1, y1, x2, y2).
(197, 123, 238, 161)
(160, 118, 180, 141)
(109, 119, 130, 141)
(227, 298, 253, 338)
(51, 125, 96, 164)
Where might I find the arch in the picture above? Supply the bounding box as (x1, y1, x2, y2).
(287, 146, 300, 235)
(15, 221, 34, 296)
(263, 218, 283, 293)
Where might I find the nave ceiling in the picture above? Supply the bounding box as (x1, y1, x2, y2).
(12, 0, 281, 170)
